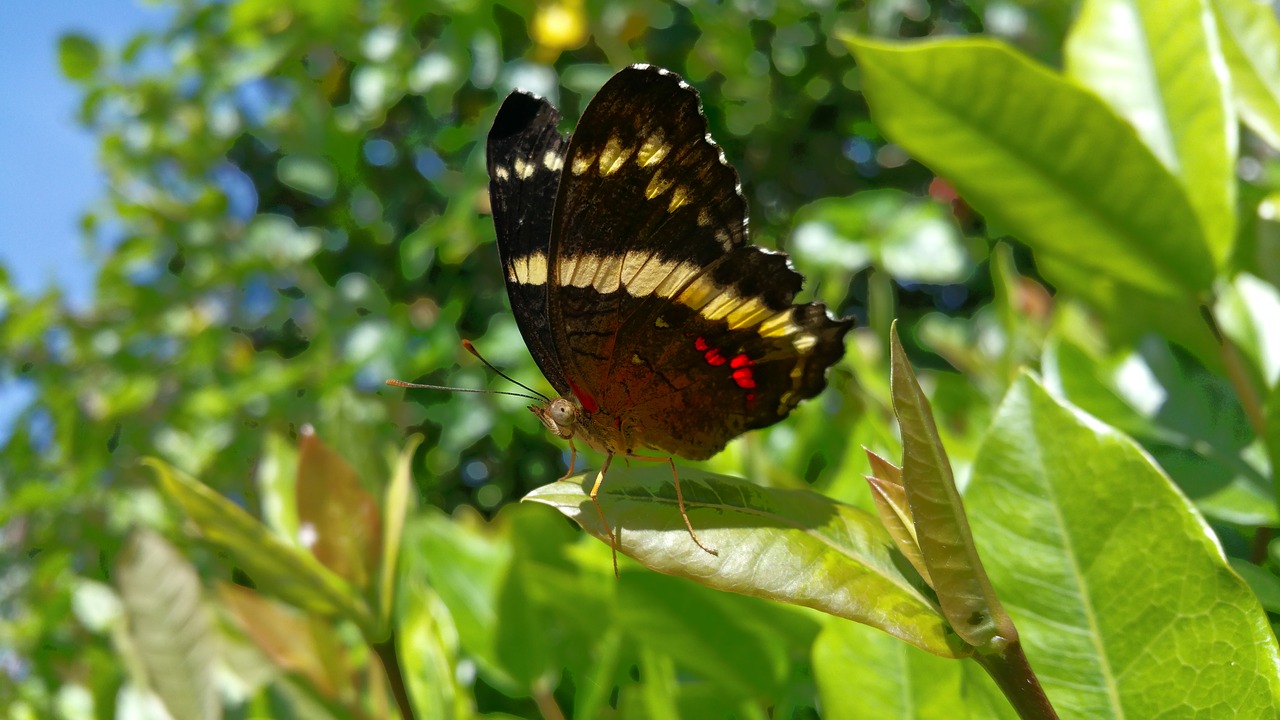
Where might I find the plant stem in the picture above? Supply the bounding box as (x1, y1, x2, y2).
(973, 640, 1059, 720)
(1217, 326, 1267, 439)
(532, 679, 567, 720)
(374, 634, 415, 720)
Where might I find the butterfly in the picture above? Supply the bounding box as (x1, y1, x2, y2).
(485, 64, 853, 572)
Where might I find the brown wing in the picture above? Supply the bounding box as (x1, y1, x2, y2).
(544, 64, 853, 458)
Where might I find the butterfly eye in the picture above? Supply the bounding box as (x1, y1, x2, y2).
(549, 398, 577, 427)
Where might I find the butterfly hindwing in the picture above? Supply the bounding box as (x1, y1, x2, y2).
(486, 91, 570, 396)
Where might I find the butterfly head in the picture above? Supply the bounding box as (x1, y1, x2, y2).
(530, 397, 579, 440)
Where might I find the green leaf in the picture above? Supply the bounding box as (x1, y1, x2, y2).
(1211, 0, 1280, 149)
(1037, 252, 1223, 374)
(846, 36, 1214, 299)
(615, 571, 817, 698)
(380, 434, 421, 627)
(144, 458, 376, 634)
(967, 374, 1280, 716)
(889, 323, 1013, 650)
(523, 465, 964, 658)
(296, 427, 381, 592)
(115, 531, 219, 720)
(402, 509, 520, 693)
(1066, 0, 1236, 264)
(397, 579, 473, 720)
(813, 618, 1014, 720)
(57, 33, 101, 81)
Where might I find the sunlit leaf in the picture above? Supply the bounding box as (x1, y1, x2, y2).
(1066, 0, 1236, 263)
(115, 531, 219, 720)
(967, 373, 1280, 716)
(524, 465, 963, 658)
(847, 36, 1214, 299)
(889, 324, 1012, 649)
(1211, 0, 1280, 148)
(813, 618, 1014, 720)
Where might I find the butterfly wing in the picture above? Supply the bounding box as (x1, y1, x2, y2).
(486, 90, 571, 395)
(546, 65, 852, 458)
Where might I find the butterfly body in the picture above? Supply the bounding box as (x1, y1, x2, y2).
(486, 65, 853, 565)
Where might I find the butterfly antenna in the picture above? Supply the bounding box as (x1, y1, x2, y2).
(384, 379, 545, 402)
(384, 340, 551, 403)
(460, 339, 551, 401)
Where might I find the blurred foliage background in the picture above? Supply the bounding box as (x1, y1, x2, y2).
(3, 0, 1279, 717)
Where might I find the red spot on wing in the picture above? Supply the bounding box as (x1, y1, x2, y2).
(730, 353, 752, 369)
(694, 336, 709, 351)
(566, 376, 599, 413)
(704, 348, 727, 366)
(732, 367, 756, 389)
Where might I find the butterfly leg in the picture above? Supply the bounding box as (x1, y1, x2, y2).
(558, 439, 579, 481)
(589, 453, 620, 577)
(668, 457, 718, 556)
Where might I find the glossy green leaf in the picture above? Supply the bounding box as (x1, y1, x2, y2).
(296, 427, 381, 592)
(1066, 0, 1236, 264)
(890, 324, 1012, 649)
(847, 36, 1214, 299)
(1212, 0, 1280, 149)
(523, 465, 963, 658)
(144, 458, 376, 634)
(813, 618, 1014, 720)
(115, 531, 219, 720)
(967, 374, 1280, 716)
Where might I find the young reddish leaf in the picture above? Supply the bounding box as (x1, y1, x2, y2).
(889, 322, 1015, 650)
(218, 582, 341, 698)
(864, 449, 930, 585)
(296, 426, 382, 592)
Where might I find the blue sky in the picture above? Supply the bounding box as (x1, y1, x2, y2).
(1, 2, 167, 439)
(1, 1, 168, 307)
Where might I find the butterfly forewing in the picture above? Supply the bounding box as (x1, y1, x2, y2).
(538, 65, 851, 457)
(486, 91, 570, 396)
